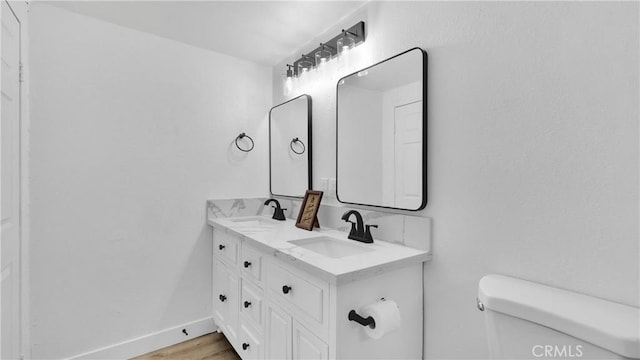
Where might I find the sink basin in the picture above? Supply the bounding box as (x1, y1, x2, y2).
(289, 236, 374, 259)
(229, 217, 274, 227)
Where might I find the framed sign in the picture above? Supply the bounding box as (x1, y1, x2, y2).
(295, 190, 323, 231)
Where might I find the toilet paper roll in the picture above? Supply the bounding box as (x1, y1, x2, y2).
(360, 299, 401, 339)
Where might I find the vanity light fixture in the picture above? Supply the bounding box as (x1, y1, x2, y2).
(282, 21, 365, 95)
(288, 21, 365, 77)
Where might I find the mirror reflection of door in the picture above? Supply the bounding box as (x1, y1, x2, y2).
(337, 48, 426, 210)
(393, 101, 422, 209)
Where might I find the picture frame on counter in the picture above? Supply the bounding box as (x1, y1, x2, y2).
(295, 190, 323, 231)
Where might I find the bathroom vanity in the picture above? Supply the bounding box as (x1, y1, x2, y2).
(211, 46, 431, 359)
(208, 215, 430, 360)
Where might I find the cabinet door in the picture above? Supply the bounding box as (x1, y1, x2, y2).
(239, 317, 263, 360)
(213, 259, 228, 324)
(213, 259, 239, 342)
(293, 321, 328, 360)
(265, 304, 292, 360)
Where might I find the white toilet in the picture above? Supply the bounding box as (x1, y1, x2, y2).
(478, 275, 640, 359)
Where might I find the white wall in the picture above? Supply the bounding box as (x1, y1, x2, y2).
(273, 2, 639, 358)
(336, 85, 383, 204)
(29, 4, 271, 358)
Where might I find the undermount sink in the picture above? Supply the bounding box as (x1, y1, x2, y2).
(289, 236, 374, 259)
(229, 216, 274, 227)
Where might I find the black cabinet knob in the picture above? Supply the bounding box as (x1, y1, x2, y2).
(219, 294, 227, 302)
(218, 244, 225, 250)
(242, 343, 250, 350)
(282, 285, 292, 294)
(244, 301, 251, 308)
(243, 261, 252, 268)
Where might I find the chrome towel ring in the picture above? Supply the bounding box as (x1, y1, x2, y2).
(235, 133, 254, 152)
(290, 137, 306, 155)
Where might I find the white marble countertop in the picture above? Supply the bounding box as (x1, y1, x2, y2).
(208, 215, 431, 285)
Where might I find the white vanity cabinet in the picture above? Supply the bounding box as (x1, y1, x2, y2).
(213, 228, 265, 359)
(264, 258, 330, 359)
(212, 226, 425, 360)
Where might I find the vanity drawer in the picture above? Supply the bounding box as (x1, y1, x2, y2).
(266, 261, 328, 325)
(213, 229, 239, 266)
(241, 243, 263, 284)
(241, 280, 264, 328)
(238, 317, 263, 360)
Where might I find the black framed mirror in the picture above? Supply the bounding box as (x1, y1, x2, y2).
(336, 47, 427, 210)
(269, 94, 312, 198)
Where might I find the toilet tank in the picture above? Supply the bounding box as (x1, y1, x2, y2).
(478, 275, 640, 359)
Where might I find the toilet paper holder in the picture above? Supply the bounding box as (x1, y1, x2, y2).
(348, 310, 376, 329)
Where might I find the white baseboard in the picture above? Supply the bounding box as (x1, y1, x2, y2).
(66, 317, 217, 360)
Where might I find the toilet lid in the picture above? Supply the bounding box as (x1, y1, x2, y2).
(478, 274, 640, 359)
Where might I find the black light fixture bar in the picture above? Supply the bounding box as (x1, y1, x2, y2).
(292, 21, 366, 77)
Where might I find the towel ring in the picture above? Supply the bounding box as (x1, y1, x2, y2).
(290, 137, 306, 155)
(235, 133, 254, 152)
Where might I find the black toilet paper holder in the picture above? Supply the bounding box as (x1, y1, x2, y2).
(348, 310, 376, 329)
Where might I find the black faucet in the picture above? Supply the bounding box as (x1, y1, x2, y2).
(264, 199, 287, 221)
(341, 210, 377, 243)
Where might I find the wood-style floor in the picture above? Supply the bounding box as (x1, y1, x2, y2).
(132, 333, 241, 360)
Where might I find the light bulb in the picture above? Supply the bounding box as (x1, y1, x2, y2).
(315, 43, 334, 80)
(283, 77, 293, 96)
(298, 54, 314, 75)
(315, 43, 333, 65)
(337, 30, 356, 71)
(283, 64, 294, 96)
